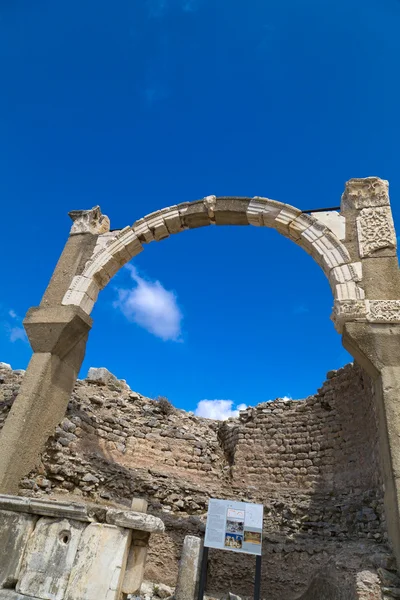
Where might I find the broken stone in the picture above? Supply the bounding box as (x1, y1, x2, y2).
(105, 509, 165, 533)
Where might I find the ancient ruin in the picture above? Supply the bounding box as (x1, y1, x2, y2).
(1, 176, 400, 599)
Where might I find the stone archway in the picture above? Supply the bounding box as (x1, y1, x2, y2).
(62, 194, 363, 334)
(1, 177, 400, 565)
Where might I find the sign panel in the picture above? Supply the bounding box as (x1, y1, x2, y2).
(204, 498, 263, 555)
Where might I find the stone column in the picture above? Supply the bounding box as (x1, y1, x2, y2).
(175, 535, 203, 600)
(343, 323, 400, 564)
(0, 207, 109, 494)
(340, 178, 400, 566)
(121, 498, 150, 598)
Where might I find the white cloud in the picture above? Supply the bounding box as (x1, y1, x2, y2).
(195, 399, 247, 420)
(1, 308, 28, 344)
(9, 326, 27, 343)
(114, 265, 183, 342)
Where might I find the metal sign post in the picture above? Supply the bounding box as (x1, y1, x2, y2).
(254, 554, 262, 600)
(198, 498, 264, 600)
(197, 548, 262, 600)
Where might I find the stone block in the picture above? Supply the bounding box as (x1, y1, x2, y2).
(0, 510, 37, 589)
(64, 276, 99, 302)
(16, 517, 85, 600)
(357, 206, 397, 258)
(64, 523, 131, 600)
(342, 176, 389, 209)
(144, 211, 170, 241)
(105, 509, 165, 533)
(86, 367, 120, 387)
(132, 219, 155, 244)
(329, 262, 362, 285)
(335, 282, 365, 302)
(160, 205, 183, 234)
(121, 541, 149, 596)
(62, 290, 95, 315)
(179, 200, 210, 229)
(106, 228, 142, 261)
(213, 197, 250, 225)
(28, 498, 91, 522)
(311, 211, 346, 241)
(246, 198, 268, 226)
(130, 498, 148, 513)
(0, 495, 30, 514)
(23, 305, 92, 358)
(274, 205, 302, 234)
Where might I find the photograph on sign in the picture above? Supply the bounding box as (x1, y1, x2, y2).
(204, 498, 263, 556)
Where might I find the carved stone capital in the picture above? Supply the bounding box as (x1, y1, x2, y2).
(331, 299, 367, 333)
(341, 177, 389, 210)
(68, 206, 110, 235)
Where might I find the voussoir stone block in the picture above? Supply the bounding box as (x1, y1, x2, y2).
(179, 200, 211, 229)
(64, 523, 131, 600)
(213, 197, 250, 225)
(0, 510, 37, 589)
(16, 517, 85, 600)
(311, 211, 346, 241)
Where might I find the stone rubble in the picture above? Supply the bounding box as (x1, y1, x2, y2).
(0, 361, 398, 599)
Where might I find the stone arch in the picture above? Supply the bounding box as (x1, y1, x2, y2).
(3, 177, 400, 572)
(62, 196, 363, 333)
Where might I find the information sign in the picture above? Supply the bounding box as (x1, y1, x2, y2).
(204, 498, 263, 556)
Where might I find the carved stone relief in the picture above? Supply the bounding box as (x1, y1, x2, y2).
(367, 300, 400, 323)
(356, 207, 396, 258)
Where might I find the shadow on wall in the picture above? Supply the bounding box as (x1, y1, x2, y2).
(296, 567, 355, 600)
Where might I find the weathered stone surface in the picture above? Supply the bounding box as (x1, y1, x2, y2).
(106, 509, 164, 533)
(121, 543, 149, 596)
(0, 510, 36, 589)
(68, 206, 110, 235)
(86, 367, 120, 387)
(0, 592, 41, 600)
(174, 535, 202, 600)
(0, 495, 92, 522)
(65, 523, 131, 600)
(17, 517, 85, 600)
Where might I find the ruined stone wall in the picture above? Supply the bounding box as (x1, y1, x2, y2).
(0, 361, 394, 599)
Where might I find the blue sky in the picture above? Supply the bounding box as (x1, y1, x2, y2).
(1, 0, 400, 417)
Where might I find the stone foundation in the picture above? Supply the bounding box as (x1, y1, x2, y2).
(0, 494, 163, 600)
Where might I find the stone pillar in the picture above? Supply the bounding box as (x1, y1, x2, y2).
(340, 178, 400, 567)
(175, 535, 203, 600)
(0, 207, 109, 494)
(121, 498, 150, 598)
(343, 323, 400, 565)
